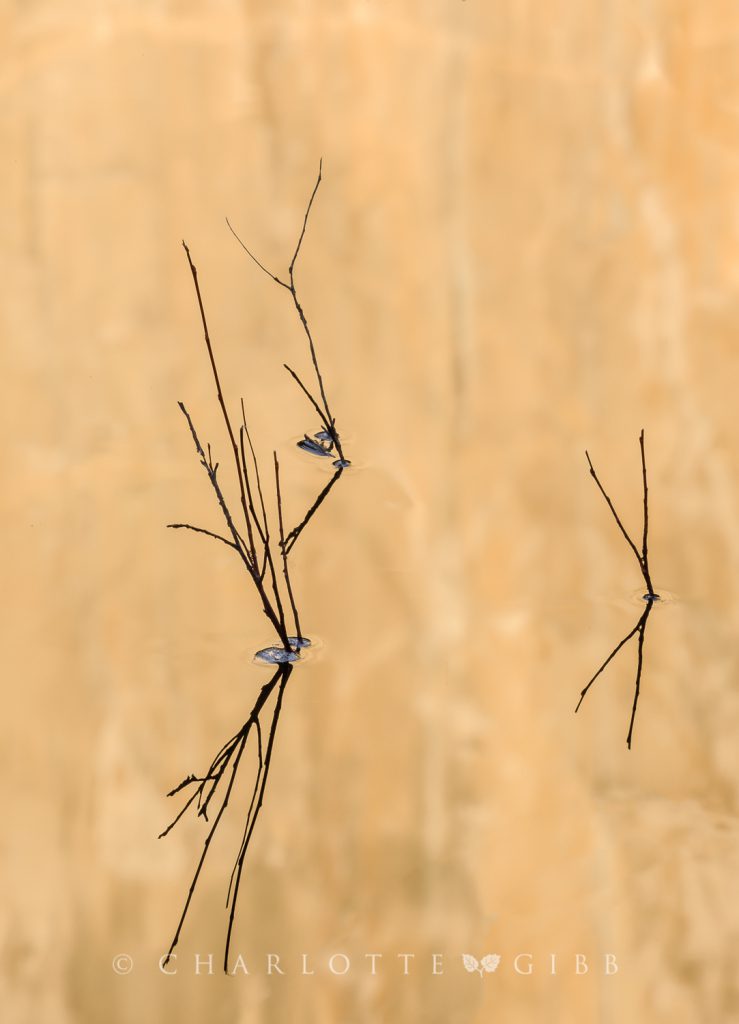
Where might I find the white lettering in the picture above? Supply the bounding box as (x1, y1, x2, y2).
(230, 954, 249, 976)
(514, 954, 533, 975)
(365, 953, 383, 975)
(159, 954, 177, 975)
(604, 954, 618, 975)
(267, 954, 284, 975)
(328, 954, 350, 975)
(194, 953, 213, 975)
(398, 953, 415, 975)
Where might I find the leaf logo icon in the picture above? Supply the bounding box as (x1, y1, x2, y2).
(462, 953, 501, 975)
(480, 954, 501, 973)
(462, 954, 480, 974)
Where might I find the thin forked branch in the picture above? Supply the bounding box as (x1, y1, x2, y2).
(577, 430, 660, 748)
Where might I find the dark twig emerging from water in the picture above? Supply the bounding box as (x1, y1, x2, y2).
(576, 430, 659, 748)
(162, 168, 349, 971)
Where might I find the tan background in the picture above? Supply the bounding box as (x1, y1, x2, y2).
(2, 1, 739, 1021)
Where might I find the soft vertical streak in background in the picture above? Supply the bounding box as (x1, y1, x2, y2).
(1, 1, 738, 1021)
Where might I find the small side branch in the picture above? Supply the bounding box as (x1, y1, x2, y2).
(283, 363, 333, 435)
(176, 402, 251, 568)
(167, 523, 237, 551)
(585, 449, 643, 575)
(284, 466, 343, 555)
(575, 606, 648, 714)
(225, 217, 290, 290)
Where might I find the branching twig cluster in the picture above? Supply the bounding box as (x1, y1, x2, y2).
(576, 429, 659, 749)
(161, 165, 347, 971)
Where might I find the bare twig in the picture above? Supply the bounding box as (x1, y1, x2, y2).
(226, 161, 346, 462)
(577, 430, 660, 747)
(284, 466, 343, 555)
(639, 429, 655, 596)
(166, 523, 237, 551)
(182, 243, 255, 561)
(283, 362, 333, 435)
(585, 450, 643, 576)
(225, 217, 290, 289)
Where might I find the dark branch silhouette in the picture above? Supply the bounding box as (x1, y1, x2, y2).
(166, 522, 238, 551)
(576, 429, 659, 748)
(162, 167, 350, 972)
(283, 465, 343, 555)
(161, 665, 291, 968)
(226, 160, 347, 463)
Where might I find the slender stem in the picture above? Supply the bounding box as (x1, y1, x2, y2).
(225, 217, 290, 290)
(284, 466, 343, 555)
(288, 159, 322, 278)
(240, 399, 269, 542)
(283, 363, 333, 435)
(235, 410, 290, 649)
(639, 429, 655, 596)
(274, 454, 302, 641)
(627, 602, 652, 749)
(182, 243, 255, 558)
(226, 718, 264, 910)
